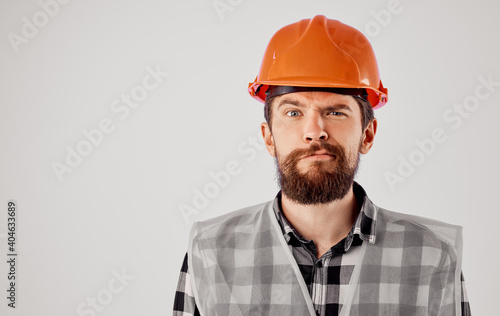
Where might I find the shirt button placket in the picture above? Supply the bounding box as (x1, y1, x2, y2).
(312, 258, 325, 316)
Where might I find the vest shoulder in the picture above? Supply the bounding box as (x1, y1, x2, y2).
(377, 208, 461, 229)
(376, 208, 463, 249)
(191, 200, 272, 236)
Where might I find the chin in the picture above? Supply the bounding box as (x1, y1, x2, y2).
(301, 161, 336, 172)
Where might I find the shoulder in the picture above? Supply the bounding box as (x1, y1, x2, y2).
(377, 208, 462, 236)
(190, 200, 272, 238)
(375, 207, 463, 258)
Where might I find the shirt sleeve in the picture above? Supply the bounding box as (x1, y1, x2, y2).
(461, 272, 471, 316)
(173, 253, 200, 316)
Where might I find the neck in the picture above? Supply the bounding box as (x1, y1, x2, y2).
(281, 184, 359, 259)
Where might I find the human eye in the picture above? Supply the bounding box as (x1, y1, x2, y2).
(327, 110, 346, 117)
(285, 110, 301, 117)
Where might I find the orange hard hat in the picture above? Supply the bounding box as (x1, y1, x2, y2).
(248, 15, 388, 109)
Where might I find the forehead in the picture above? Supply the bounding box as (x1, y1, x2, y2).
(273, 91, 361, 114)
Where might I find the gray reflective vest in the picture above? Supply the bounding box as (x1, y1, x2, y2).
(188, 200, 462, 316)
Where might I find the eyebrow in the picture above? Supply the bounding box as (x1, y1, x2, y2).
(277, 98, 353, 112)
(323, 104, 353, 112)
(277, 98, 302, 110)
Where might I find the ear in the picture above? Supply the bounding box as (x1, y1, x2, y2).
(261, 122, 276, 157)
(360, 118, 377, 154)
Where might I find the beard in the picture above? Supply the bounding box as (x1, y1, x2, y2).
(275, 141, 361, 205)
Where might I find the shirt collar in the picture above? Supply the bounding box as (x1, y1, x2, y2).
(272, 181, 378, 252)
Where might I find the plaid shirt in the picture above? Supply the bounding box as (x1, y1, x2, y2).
(174, 182, 471, 315)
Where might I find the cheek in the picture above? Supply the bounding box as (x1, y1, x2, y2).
(338, 134, 363, 157)
(346, 142, 363, 163)
(272, 121, 304, 144)
(272, 137, 294, 161)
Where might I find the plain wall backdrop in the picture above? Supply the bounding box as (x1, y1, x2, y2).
(0, 0, 499, 315)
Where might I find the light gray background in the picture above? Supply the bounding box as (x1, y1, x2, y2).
(0, 0, 498, 315)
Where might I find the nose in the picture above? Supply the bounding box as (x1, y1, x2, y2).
(303, 112, 328, 142)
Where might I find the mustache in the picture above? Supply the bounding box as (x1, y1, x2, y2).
(281, 142, 345, 169)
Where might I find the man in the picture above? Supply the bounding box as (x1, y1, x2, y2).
(174, 15, 471, 315)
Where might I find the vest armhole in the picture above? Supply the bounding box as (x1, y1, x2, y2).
(187, 221, 204, 316)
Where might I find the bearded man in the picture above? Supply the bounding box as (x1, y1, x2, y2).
(173, 15, 471, 316)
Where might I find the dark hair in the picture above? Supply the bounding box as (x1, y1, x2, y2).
(264, 96, 275, 131)
(353, 97, 375, 131)
(264, 95, 374, 132)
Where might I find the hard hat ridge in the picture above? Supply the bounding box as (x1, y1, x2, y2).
(268, 16, 361, 85)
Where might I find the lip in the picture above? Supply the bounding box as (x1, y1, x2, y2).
(302, 152, 335, 160)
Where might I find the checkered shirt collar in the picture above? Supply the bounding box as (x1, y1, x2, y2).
(272, 181, 378, 252)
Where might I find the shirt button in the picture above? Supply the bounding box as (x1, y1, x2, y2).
(316, 261, 323, 268)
